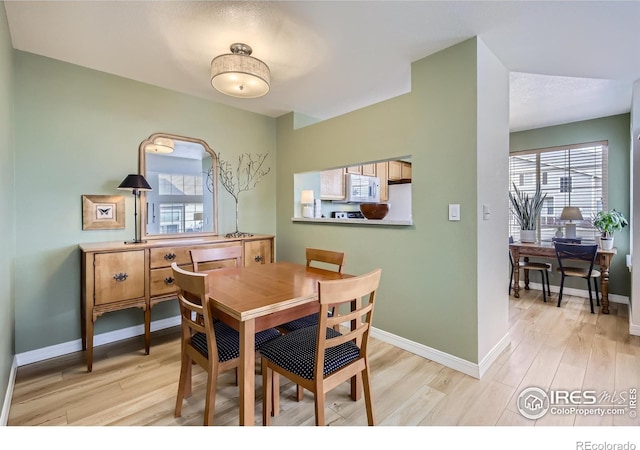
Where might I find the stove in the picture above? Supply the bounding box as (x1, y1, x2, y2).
(331, 211, 364, 219)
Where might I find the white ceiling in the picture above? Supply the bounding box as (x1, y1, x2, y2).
(4, 1, 639, 132)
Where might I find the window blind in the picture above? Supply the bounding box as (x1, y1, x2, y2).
(509, 141, 608, 242)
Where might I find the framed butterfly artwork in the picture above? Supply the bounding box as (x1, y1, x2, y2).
(82, 195, 125, 230)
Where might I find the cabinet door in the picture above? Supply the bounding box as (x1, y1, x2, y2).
(244, 239, 273, 266)
(361, 163, 376, 176)
(402, 162, 412, 180)
(320, 168, 346, 200)
(345, 165, 362, 174)
(94, 251, 145, 305)
(376, 161, 389, 202)
(388, 160, 402, 180)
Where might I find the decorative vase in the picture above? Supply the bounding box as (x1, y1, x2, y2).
(600, 236, 614, 250)
(520, 229, 536, 243)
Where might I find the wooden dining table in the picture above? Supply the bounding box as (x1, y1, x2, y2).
(202, 260, 355, 425)
(509, 241, 617, 314)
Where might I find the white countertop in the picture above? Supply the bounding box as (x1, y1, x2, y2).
(291, 217, 413, 226)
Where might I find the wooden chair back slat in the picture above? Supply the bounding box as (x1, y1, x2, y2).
(306, 248, 345, 273)
(191, 246, 242, 272)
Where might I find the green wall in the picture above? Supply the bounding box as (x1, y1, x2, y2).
(0, 1, 15, 414)
(510, 114, 631, 296)
(13, 51, 277, 354)
(276, 39, 493, 364)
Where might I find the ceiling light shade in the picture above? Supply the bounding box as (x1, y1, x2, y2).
(210, 43, 270, 98)
(145, 137, 174, 154)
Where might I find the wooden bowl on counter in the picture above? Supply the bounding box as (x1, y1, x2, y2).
(359, 203, 390, 220)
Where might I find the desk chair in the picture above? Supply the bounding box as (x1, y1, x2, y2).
(554, 243, 600, 314)
(552, 237, 582, 244)
(509, 236, 552, 302)
(172, 263, 280, 425)
(260, 268, 382, 426)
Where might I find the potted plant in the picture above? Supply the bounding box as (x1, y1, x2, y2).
(508, 183, 546, 243)
(592, 209, 628, 250)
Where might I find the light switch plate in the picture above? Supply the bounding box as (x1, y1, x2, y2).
(448, 204, 460, 221)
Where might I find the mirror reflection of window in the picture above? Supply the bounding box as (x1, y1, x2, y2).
(140, 134, 217, 238)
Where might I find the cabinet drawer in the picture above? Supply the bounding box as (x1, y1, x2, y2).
(150, 266, 186, 297)
(94, 250, 145, 305)
(150, 242, 239, 268)
(244, 239, 273, 266)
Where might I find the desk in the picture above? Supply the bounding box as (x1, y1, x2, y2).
(509, 242, 617, 314)
(203, 261, 353, 425)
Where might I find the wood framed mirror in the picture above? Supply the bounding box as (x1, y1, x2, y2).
(138, 133, 218, 239)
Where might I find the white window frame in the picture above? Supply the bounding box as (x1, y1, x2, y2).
(509, 141, 608, 242)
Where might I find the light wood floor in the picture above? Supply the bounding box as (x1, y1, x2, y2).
(7, 288, 640, 426)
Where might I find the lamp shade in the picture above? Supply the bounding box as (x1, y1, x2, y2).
(118, 174, 152, 191)
(211, 43, 270, 98)
(301, 190, 315, 204)
(560, 206, 583, 221)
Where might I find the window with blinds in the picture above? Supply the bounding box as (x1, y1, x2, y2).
(508, 141, 608, 242)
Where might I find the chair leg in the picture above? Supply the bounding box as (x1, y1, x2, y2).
(594, 277, 601, 307)
(362, 365, 375, 426)
(540, 271, 547, 303)
(314, 389, 326, 426)
(296, 384, 304, 401)
(174, 350, 191, 418)
(509, 266, 514, 295)
(557, 275, 565, 307)
(262, 359, 272, 426)
(586, 278, 595, 314)
(546, 270, 551, 296)
(203, 366, 218, 426)
(272, 372, 280, 417)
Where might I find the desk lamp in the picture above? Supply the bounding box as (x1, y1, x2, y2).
(118, 174, 152, 244)
(560, 206, 583, 239)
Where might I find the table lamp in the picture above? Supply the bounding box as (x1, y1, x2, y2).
(301, 190, 315, 218)
(560, 206, 583, 239)
(118, 174, 152, 244)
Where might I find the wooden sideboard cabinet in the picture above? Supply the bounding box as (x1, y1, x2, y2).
(80, 234, 274, 371)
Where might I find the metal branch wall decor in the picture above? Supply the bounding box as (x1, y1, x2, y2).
(216, 152, 271, 238)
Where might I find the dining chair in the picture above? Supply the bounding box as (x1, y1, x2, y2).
(552, 237, 582, 244)
(190, 245, 242, 272)
(509, 236, 552, 302)
(277, 248, 345, 333)
(260, 268, 382, 426)
(553, 243, 600, 314)
(276, 248, 346, 401)
(171, 262, 280, 425)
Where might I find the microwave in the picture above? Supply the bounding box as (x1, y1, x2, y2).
(342, 174, 380, 203)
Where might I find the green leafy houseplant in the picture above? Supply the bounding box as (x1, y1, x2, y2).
(508, 183, 547, 231)
(592, 209, 628, 239)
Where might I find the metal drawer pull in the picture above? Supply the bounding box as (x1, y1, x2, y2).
(113, 273, 128, 282)
(164, 277, 174, 285)
(254, 255, 263, 262)
(164, 253, 177, 261)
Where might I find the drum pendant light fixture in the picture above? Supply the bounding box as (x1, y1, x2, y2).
(210, 43, 270, 98)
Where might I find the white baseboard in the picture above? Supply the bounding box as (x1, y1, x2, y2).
(523, 281, 629, 305)
(0, 356, 17, 426)
(630, 316, 640, 336)
(370, 326, 508, 379)
(15, 315, 181, 367)
(478, 333, 511, 378)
